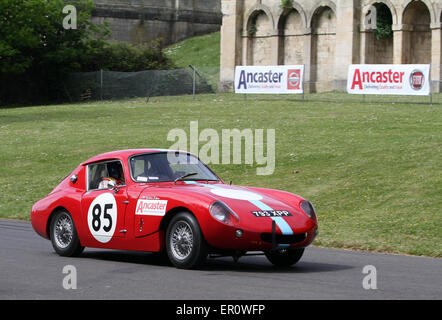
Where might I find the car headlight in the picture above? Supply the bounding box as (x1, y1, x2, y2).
(300, 200, 316, 220)
(209, 201, 240, 226)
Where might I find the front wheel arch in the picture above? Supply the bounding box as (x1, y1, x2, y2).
(159, 206, 207, 239)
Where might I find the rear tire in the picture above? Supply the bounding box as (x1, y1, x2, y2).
(50, 210, 84, 257)
(265, 248, 304, 267)
(166, 212, 207, 269)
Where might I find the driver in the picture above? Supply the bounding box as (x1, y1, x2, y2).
(99, 162, 123, 189)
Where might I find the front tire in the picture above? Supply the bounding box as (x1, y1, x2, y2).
(50, 210, 84, 257)
(166, 212, 207, 269)
(265, 248, 304, 267)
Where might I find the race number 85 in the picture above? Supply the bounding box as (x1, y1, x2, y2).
(87, 193, 117, 243)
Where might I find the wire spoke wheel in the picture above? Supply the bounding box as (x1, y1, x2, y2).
(166, 212, 208, 269)
(50, 210, 84, 257)
(170, 221, 194, 260)
(54, 213, 74, 249)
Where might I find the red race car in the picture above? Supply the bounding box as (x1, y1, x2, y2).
(31, 149, 318, 269)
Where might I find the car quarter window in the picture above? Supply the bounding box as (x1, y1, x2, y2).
(87, 160, 125, 190)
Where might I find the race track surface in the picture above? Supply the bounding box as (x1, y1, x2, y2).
(0, 219, 440, 300)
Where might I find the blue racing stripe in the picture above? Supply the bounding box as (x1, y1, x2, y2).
(185, 182, 294, 242)
(249, 200, 294, 236)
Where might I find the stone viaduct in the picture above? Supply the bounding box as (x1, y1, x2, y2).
(91, 0, 222, 45)
(219, 0, 442, 92)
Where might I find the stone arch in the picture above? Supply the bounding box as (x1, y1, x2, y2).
(246, 9, 274, 66)
(244, 4, 275, 31)
(310, 4, 336, 91)
(402, 0, 432, 64)
(276, 1, 307, 30)
(399, 0, 436, 25)
(362, 2, 394, 64)
(361, 0, 398, 27)
(307, 1, 337, 28)
(277, 4, 307, 65)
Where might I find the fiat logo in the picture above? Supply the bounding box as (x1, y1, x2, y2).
(410, 70, 424, 91)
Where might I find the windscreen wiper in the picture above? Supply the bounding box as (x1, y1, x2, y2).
(174, 172, 198, 183)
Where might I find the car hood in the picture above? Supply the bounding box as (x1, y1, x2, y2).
(172, 181, 314, 234)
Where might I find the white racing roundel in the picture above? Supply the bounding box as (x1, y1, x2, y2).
(87, 193, 117, 243)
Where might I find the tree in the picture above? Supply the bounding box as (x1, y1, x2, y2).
(0, 0, 109, 75)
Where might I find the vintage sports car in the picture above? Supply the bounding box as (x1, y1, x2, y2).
(31, 149, 318, 269)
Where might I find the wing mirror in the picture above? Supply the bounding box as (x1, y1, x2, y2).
(108, 180, 123, 194)
(70, 174, 78, 184)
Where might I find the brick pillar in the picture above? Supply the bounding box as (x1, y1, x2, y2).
(219, 0, 244, 91)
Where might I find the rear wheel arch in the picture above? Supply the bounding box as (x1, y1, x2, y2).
(46, 206, 69, 239)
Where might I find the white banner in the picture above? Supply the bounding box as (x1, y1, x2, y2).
(347, 64, 431, 96)
(235, 65, 304, 94)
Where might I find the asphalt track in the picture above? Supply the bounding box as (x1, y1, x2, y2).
(0, 219, 440, 300)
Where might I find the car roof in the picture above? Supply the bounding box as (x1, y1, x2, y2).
(81, 149, 191, 165)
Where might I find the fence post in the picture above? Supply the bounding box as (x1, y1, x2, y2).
(100, 69, 103, 101)
(188, 65, 197, 100)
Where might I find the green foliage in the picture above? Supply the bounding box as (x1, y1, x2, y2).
(84, 41, 175, 72)
(0, 0, 107, 75)
(248, 23, 257, 36)
(374, 4, 393, 40)
(0, 0, 174, 105)
(280, 0, 293, 9)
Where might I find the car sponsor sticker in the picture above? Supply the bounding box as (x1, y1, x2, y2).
(87, 193, 117, 243)
(135, 199, 168, 216)
(251, 210, 293, 217)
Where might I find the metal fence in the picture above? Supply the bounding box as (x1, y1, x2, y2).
(63, 66, 219, 102)
(63, 66, 442, 105)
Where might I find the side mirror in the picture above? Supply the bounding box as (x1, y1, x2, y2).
(70, 174, 78, 184)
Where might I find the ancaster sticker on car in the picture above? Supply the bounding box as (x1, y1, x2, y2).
(135, 199, 168, 216)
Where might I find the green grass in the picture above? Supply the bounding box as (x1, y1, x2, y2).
(1, 93, 441, 257)
(164, 32, 220, 68)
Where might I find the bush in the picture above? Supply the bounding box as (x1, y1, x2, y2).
(84, 41, 175, 72)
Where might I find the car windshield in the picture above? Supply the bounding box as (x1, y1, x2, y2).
(129, 152, 220, 183)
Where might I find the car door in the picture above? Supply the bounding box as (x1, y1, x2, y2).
(81, 160, 128, 246)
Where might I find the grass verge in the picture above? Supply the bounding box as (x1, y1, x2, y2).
(1, 93, 440, 257)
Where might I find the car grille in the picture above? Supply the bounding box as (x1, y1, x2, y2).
(260, 232, 307, 244)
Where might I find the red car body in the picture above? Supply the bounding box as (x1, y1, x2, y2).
(31, 149, 318, 266)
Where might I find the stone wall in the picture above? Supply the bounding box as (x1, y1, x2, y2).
(92, 0, 222, 45)
(220, 0, 442, 92)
